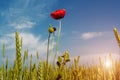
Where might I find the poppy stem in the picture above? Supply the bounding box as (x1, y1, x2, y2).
(46, 33, 50, 78)
(49, 33, 55, 63)
(53, 19, 62, 65)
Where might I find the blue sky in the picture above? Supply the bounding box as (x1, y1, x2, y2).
(0, 0, 120, 65)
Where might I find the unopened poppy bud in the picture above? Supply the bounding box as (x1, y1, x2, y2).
(48, 27, 54, 33)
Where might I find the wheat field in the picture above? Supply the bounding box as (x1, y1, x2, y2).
(0, 28, 120, 80)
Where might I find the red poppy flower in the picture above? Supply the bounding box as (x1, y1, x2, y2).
(50, 9, 66, 20)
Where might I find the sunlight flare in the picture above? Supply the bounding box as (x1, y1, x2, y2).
(105, 58, 112, 68)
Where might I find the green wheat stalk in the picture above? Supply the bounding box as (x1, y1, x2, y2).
(15, 31, 22, 79)
(38, 60, 43, 80)
(5, 56, 8, 79)
(30, 54, 33, 79)
(2, 43, 6, 58)
(0, 67, 3, 80)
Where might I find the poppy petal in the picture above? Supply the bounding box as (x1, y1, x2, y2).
(50, 9, 66, 20)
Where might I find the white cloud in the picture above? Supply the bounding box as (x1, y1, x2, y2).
(0, 0, 57, 62)
(9, 17, 35, 29)
(81, 32, 103, 40)
(0, 0, 57, 31)
(0, 37, 9, 44)
(0, 32, 55, 56)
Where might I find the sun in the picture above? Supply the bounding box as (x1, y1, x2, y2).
(105, 59, 111, 68)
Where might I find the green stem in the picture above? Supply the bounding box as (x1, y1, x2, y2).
(46, 33, 50, 80)
(47, 33, 50, 65)
(53, 19, 62, 65)
(49, 33, 54, 63)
